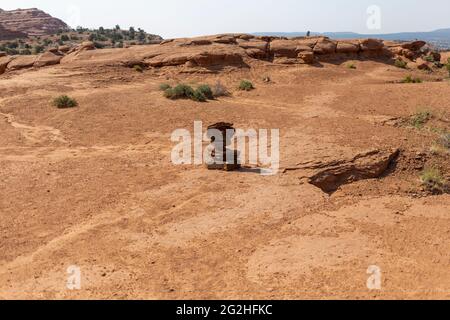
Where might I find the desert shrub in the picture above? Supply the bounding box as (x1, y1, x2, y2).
(212, 81, 230, 97)
(192, 89, 207, 102)
(163, 88, 175, 99)
(402, 75, 422, 84)
(133, 65, 144, 72)
(394, 59, 408, 69)
(430, 134, 450, 155)
(93, 41, 105, 49)
(446, 58, 450, 76)
(164, 84, 195, 100)
(420, 167, 447, 193)
(439, 133, 450, 149)
(196, 84, 214, 100)
(159, 83, 171, 91)
(20, 49, 32, 55)
(163, 84, 210, 102)
(32, 45, 45, 55)
(239, 80, 254, 91)
(347, 63, 356, 69)
(53, 95, 78, 109)
(424, 55, 435, 63)
(409, 110, 433, 129)
(60, 34, 70, 42)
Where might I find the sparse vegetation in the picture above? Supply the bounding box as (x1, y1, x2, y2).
(192, 90, 207, 102)
(394, 59, 408, 69)
(162, 83, 218, 102)
(446, 58, 450, 77)
(431, 133, 450, 155)
(159, 83, 171, 91)
(164, 84, 195, 100)
(409, 110, 433, 129)
(212, 81, 230, 97)
(347, 63, 356, 69)
(420, 167, 447, 193)
(239, 80, 254, 91)
(439, 133, 450, 149)
(53, 95, 78, 109)
(424, 55, 435, 63)
(196, 84, 214, 100)
(0, 26, 162, 56)
(402, 75, 422, 84)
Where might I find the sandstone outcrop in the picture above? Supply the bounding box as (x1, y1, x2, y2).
(0, 8, 69, 40)
(6, 55, 37, 71)
(336, 41, 360, 54)
(0, 55, 14, 74)
(306, 149, 400, 193)
(0, 33, 434, 75)
(34, 52, 63, 68)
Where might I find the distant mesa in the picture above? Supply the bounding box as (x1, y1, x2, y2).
(0, 8, 69, 40)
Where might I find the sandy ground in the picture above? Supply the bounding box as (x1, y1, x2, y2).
(0, 57, 449, 299)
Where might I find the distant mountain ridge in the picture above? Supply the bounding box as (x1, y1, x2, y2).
(0, 8, 69, 40)
(254, 29, 450, 49)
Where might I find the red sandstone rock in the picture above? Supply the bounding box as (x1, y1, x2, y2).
(313, 39, 337, 55)
(336, 41, 360, 54)
(34, 52, 62, 68)
(7, 55, 37, 71)
(298, 51, 315, 64)
(0, 55, 14, 74)
(359, 39, 384, 51)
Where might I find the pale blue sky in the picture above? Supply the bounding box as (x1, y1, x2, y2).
(1, 0, 449, 38)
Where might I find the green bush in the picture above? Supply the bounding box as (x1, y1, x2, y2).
(239, 80, 254, 91)
(164, 84, 195, 100)
(60, 34, 70, 42)
(197, 84, 214, 100)
(394, 59, 408, 69)
(32, 45, 45, 55)
(424, 55, 434, 63)
(192, 90, 207, 102)
(53, 95, 78, 109)
(163, 84, 212, 102)
(347, 63, 356, 69)
(159, 83, 171, 91)
(402, 75, 422, 84)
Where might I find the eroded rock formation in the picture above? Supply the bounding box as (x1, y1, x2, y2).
(0, 33, 440, 75)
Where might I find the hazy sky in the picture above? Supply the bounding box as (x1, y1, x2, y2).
(1, 0, 449, 38)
